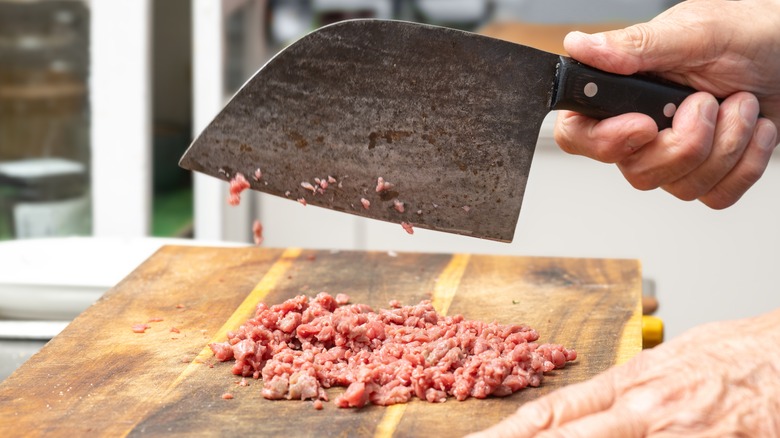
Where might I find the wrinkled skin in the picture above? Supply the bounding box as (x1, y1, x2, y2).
(554, 0, 780, 208)
(468, 308, 780, 437)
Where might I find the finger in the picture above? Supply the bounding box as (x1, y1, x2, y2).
(563, 19, 709, 77)
(662, 92, 759, 201)
(466, 373, 617, 438)
(534, 404, 647, 438)
(554, 110, 658, 163)
(700, 118, 778, 209)
(617, 92, 717, 190)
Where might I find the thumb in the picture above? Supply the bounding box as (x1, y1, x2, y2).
(563, 21, 703, 77)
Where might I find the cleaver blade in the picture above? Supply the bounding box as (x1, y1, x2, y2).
(180, 19, 694, 242)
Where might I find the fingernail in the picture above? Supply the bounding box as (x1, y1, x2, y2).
(626, 135, 643, 151)
(570, 31, 605, 47)
(739, 96, 760, 123)
(699, 99, 718, 127)
(756, 122, 778, 151)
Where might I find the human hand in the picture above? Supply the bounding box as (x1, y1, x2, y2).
(466, 308, 780, 437)
(554, 0, 780, 208)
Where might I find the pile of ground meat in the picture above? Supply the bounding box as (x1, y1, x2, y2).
(209, 293, 576, 408)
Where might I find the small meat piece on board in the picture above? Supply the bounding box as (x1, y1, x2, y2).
(335, 382, 371, 408)
(131, 324, 150, 333)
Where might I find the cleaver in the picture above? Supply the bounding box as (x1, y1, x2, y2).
(180, 19, 693, 242)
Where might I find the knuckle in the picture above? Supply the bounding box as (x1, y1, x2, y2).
(677, 192, 700, 202)
(631, 180, 658, 192)
(681, 141, 710, 162)
(622, 387, 664, 416)
(603, 25, 655, 74)
(701, 166, 765, 210)
(554, 122, 624, 163)
(621, 25, 653, 54)
(553, 114, 581, 155)
(590, 144, 621, 163)
(717, 138, 747, 163)
(716, 121, 750, 157)
(700, 189, 739, 210)
(553, 130, 577, 155)
(714, 103, 755, 160)
(666, 184, 702, 202)
(669, 137, 710, 167)
(736, 164, 766, 188)
(701, 197, 734, 210)
(621, 171, 658, 192)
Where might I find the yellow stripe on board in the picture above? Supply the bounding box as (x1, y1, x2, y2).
(430, 253, 471, 316)
(374, 253, 471, 438)
(170, 247, 302, 388)
(119, 248, 304, 438)
(374, 404, 407, 438)
(614, 295, 644, 365)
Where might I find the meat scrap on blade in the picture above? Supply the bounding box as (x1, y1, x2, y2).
(228, 173, 250, 206)
(209, 293, 577, 408)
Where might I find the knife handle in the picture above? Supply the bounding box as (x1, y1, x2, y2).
(551, 56, 695, 130)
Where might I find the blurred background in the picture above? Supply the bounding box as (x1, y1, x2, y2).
(4, 0, 780, 379)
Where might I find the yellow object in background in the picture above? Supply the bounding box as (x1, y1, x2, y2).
(642, 315, 664, 348)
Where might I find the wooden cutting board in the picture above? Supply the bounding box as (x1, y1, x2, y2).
(0, 246, 641, 437)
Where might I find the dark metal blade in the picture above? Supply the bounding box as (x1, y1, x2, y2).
(180, 19, 559, 242)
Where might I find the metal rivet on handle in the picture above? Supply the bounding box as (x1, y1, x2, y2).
(584, 82, 598, 98)
(663, 103, 677, 118)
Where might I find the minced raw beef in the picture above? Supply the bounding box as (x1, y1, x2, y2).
(131, 323, 150, 333)
(252, 220, 264, 246)
(228, 173, 251, 206)
(209, 293, 576, 408)
(375, 177, 393, 193)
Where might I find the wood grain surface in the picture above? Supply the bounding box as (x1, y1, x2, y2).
(0, 246, 641, 437)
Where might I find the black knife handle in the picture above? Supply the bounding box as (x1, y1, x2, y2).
(551, 56, 695, 130)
